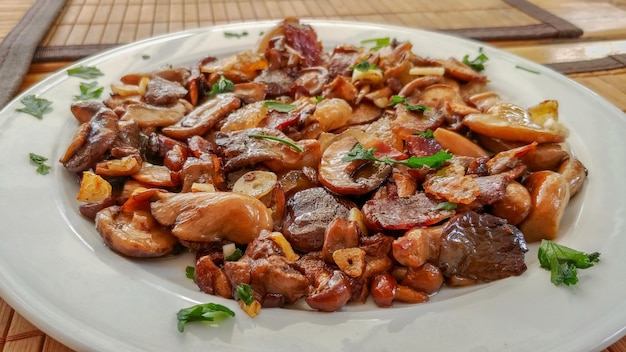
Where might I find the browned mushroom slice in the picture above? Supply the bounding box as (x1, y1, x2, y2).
(318, 136, 391, 195)
(215, 127, 321, 173)
(61, 107, 118, 173)
(463, 102, 569, 144)
(120, 100, 187, 128)
(144, 76, 188, 106)
(95, 206, 179, 258)
(70, 100, 106, 124)
(435, 57, 488, 82)
(150, 191, 273, 245)
(161, 93, 241, 140)
(232, 82, 268, 104)
(120, 66, 191, 86)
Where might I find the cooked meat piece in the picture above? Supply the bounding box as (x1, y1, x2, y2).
(471, 174, 508, 206)
(195, 254, 233, 299)
(327, 45, 360, 78)
(438, 211, 528, 282)
(282, 187, 355, 253)
(283, 21, 323, 67)
(243, 230, 287, 260)
(144, 76, 188, 106)
(253, 69, 293, 96)
(362, 192, 455, 232)
(179, 156, 219, 192)
(405, 134, 443, 158)
(250, 255, 310, 304)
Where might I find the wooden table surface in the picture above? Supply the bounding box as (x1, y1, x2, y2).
(1, 0, 625, 351)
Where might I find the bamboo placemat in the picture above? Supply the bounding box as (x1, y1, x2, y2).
(28, 0, 584, 62)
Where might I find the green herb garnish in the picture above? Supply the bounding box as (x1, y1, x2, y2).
(29, 153, 51, 175)
(388, 95, 430, 111)
(209, 75, 235, 97)
(224, 31, 249, 39)
(538, 239, 600, 286)
(247, 133, 303, 152)
(224, 248, 244, 261)
(176, 303, 235, 332)
(142, 54, 151, 60)
(435, 201, 457, 210)
(67, 66, 104, 80)
(74, 81, 104, 100)
(413, 129, 435, 138)
(515, 65, 541, 74)
(236, 283, 254, 306)
(16, 95, 52, 119)
(315, 95, 324, 103)
(349, 60, 378, 72)
(361, 37, 391, 51)
(342, 142, 452, 169)
(185, 266, 195, 280)
(262, 100, 296, 113)
(462, 48, 489, 72)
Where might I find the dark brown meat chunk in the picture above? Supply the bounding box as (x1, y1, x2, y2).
(362, 192, 455, 232)
(282, 187, 355, 253)
(253, 69, 293, 96)
(249, 255, 310, 304)
(284, 21, 323, 67)
(438, 211, 528, 282)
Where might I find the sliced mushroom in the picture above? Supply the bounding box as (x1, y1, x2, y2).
(557, 157, 588, 198)
(95, 206, 179, 258)
(490, 180, 532, 225)
(519, 170, 570, 242)
(70, 100, 106, 124)
(318, 135, 391, 195)
(144, 76, 188, 106)
(463, 102, 569, 143)
(150, 191, 273, 245)
(120, 100, 187, 128)
(161, 93, 241, 140)
(61, 107, 118, 173)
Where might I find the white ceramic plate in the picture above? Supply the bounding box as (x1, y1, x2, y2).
(1, 20, 625, 352)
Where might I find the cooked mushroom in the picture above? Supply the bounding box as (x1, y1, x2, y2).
(61, 107, 118, 173)
(318, 136, 391, 195)
(120, 100, 187, 128)
(557, 157, 588, 198)
(70, 100, 106, 123)
(95, 206, 179, 258)
(518, 170, 570, 242)
(161, 93, 241, 140)
(463, 102, 569, 143)
(150, 191, 273, 245)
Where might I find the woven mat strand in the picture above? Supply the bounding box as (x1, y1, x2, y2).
(32, 0, 583, 62)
